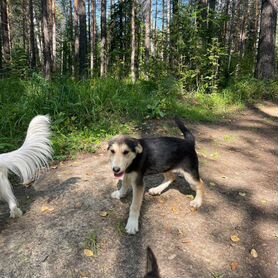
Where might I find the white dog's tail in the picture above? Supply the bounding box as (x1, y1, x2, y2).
(0, 115, 53, 183)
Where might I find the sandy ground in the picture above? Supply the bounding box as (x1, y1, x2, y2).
(0, 101, 277, 278)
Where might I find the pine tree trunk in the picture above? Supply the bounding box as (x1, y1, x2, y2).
(79, 0, 87, 78)
(22, 0, 27, 52)
(100, 0, 107, 77)
(87, 0, 91, 70)
(227, 0, 236, 74)
(34, 9, 43, 65)
(52, 0, 56, 70)
(74, 0, 79, 78)
(255, 0, 277, 80)
(166, 0, 170, 62)
(154, 0, 158, 55)
(170, 0, 179, 69)
(119, 0, 124, 63)
(1, 0, 11, 66)
(69, 0, 74, 75)
(145, 0, 151, 74)
(239, 0, 249, 59)
(90, 0, 97, 75)
(223, 0, 230, 43)
(131, 0, 136, 82)
(41, 0, 52, 79)
(0, 31, 2, 71)
(29, 0, 37, 69)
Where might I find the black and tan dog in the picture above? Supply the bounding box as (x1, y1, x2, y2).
(108, 118, 205, 234)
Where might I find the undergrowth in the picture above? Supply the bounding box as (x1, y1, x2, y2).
(0, 75, 277, 159)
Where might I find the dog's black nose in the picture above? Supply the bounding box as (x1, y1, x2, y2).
(113, 167, 121, 173)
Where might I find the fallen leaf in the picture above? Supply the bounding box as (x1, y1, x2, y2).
(239, 192, 246, 197)
(168, 254, 177, 260)
(177, 228, 184, 235)
(99, 211, 108, 217)
(79, 271, 89, 278)
(230, 261, 239, 271)
(222, 176, 227, 179)
(250, 248, 258, 258)
(171, 207, 178, 213)
(41, 206, 54, 213)
(181, 240, 191, 244)
(84, 249, 94, 257)
(261, 199, 267, 204)
(230, 235, 240, 242)
(209, 182, 216, 187)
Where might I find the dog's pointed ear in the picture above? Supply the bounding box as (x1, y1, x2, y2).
(107, 139, 113, 151)
(145, 247, 160, 278)
(135, 142, 143, 154)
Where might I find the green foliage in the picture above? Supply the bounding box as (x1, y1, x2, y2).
(10, 47, 30, 78)
(222, 78, 278, 102)
(164, 4, 227, 93)
(0, 76, 275, 159)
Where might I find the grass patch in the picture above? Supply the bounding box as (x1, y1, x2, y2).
(115, 221, 126, 235)
(84, 231, 99, 256)
(0, 75, 276, 159)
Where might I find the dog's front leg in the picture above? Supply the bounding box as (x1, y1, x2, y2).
(126, 176, 144, 235)
(111, 174, 130, 199)
(0, 171, 23, 218)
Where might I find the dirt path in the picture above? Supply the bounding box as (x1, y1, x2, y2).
(0, 102, 277, 278)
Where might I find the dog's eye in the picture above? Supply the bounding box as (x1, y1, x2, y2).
(123, 150, 129, 155)
(111, 149, 115, 154)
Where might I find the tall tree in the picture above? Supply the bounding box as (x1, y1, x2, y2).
(145, 0, 151, 73)
(22, 0, 27, 52)
(69, 0, 74, 74)
(41, 0, 53, 79)
(1, 0, 11, 66)
(100, 0, 107, 77)
(131, 0, 136, 82)
(0, 29, 2, 71)
(170, 0, 179, 68)
(74, 0, 79, 77)
(29, 0, 37, 69)
(79, 0, 87, 77)
(52, 0, 56, 69)
(90, 0, 97, 75)
(255, 0, 277, 79)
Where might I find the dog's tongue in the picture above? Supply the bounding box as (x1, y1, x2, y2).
(114, 172, 125, 180)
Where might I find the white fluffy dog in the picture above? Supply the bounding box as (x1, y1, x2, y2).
(0, 115, 52, 218)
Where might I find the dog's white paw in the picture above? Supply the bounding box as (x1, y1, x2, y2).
(125, 217, 139, 235)
(111, 190, 121, 199)
(190, 197, 202, 209)
(10, 207, 23, 218)
(148, 187, 162, 196)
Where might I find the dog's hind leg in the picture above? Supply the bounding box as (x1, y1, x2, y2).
(182, 171, 205, 209)
(125, 173, 144, 234)
(0, 171, 23, 218)
(148, 171, 176, 196)
(111, 174, 130, 199)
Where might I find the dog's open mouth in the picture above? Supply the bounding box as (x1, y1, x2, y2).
(114, 172, 125, 180)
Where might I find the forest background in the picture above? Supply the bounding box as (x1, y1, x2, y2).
(0, 0, 277, 159)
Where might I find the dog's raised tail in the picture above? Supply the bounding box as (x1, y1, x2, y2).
(0, 115, 53, 183)
(175, 118, 195, 146)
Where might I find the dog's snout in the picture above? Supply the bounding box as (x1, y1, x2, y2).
(113, 166, 121, 173)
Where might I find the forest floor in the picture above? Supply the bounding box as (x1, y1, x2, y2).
(0, 101, 277, 278)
